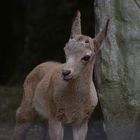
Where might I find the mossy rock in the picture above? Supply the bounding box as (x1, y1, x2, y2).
(95, 0, 140, 139)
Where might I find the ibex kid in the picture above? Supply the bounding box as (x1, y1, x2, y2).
(13, 11, 109, 140)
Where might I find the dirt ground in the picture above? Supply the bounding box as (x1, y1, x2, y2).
(0, 120, 107, 140)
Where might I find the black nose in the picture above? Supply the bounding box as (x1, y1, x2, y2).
(62, 70, 71, 76)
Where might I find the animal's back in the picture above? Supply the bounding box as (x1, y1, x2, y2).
(23, 61, 62, 100)
(16, 61, 62, 121)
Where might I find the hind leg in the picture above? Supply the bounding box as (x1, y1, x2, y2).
(12, 103, 37, 140)
(12, 122, 31, 140)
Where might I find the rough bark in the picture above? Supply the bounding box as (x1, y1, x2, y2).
(95, 0, 140, 140)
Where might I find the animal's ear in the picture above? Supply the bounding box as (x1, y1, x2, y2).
(93, 19, 110, 49)
(71, 10, 81, 37)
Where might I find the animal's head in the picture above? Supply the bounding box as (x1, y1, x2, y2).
(62, 11, 109, 81)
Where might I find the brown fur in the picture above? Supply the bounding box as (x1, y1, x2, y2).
(12, 11, 109, 140)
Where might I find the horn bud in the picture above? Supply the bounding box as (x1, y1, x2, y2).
(71, 10, 81, 37)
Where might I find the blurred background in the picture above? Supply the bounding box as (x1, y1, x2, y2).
(0, 0, 107, 140)
(0, 0, 95, 85)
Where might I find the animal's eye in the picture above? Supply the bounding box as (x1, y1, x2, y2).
(70, 36, 74, 39)
(82, 55, 91, 61)
(85, 40, 89, 43)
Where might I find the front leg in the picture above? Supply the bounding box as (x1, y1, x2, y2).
(48, 119, 64, 140)
(72, 120, 88, 140)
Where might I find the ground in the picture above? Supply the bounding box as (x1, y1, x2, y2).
(0, 120, 106, 140)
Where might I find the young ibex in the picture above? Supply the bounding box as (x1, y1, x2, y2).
(13, 11, 109, 140)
